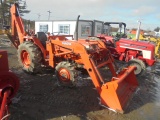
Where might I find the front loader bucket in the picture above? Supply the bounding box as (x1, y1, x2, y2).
(100, 66, 138, 113)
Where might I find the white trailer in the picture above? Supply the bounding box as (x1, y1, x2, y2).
(35, 19, 104, 39)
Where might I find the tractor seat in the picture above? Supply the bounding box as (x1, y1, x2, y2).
(37, 32, 47, 48)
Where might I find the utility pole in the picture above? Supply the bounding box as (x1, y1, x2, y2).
(47, 10, 51, 20)
(37, 13, 41, 20)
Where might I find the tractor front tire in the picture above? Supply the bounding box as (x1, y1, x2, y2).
(128, 58, 146, 76)
(55, 62, 78, 87)
(17, 41, 43, 74)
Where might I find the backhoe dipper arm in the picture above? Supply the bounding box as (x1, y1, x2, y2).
(9, 3, 26, 49)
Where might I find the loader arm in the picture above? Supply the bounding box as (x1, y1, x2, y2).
(77, 41, 138, 113)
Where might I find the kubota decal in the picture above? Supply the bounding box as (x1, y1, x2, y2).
(62, 42, 71, 45)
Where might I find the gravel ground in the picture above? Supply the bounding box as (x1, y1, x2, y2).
(0, 35, 160, 120)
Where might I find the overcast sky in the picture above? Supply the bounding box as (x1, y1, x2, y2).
(23, 0, 160, 30)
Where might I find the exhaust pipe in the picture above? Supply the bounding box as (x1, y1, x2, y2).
(74, 15, 80, 40)
(135, 20, 141, 40)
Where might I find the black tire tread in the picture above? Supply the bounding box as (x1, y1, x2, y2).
(17, 41, 43, 73)
(128, 58, 146, 76)
(55, 61, 78, 87)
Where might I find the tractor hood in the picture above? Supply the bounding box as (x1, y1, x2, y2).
(116, 38, 155, 61)
(118, 38, 155, 49)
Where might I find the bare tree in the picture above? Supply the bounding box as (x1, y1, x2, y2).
(0, 0, 30, 25)
(154, 27, 160, 32)
(0, 0, 6, 24)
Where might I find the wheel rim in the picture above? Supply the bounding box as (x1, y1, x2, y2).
(130, 63, 142, 75)
(21, 50, 31, 68)
(58, 68, 71, 83)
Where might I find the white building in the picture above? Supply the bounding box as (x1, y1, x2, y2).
(155, 30, 160, 37)
(35, 20, 104, 39)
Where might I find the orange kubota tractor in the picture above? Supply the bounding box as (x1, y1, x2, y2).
(8, 3, 139, 113)
(0, 50, 19, 119)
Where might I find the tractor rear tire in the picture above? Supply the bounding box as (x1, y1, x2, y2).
(17, 41, 43, 74)
(55, 61, 78, 87)
(128, 58, 146, 76)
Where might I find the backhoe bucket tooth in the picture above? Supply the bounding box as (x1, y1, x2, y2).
(100, 66, 138, 113)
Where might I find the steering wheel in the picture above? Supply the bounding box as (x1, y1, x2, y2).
(52, 32, 60, 35)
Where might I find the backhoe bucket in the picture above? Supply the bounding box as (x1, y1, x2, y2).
(100, 66, 138, 113)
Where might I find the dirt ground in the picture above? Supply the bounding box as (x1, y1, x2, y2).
(0, 35, 160, 120)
